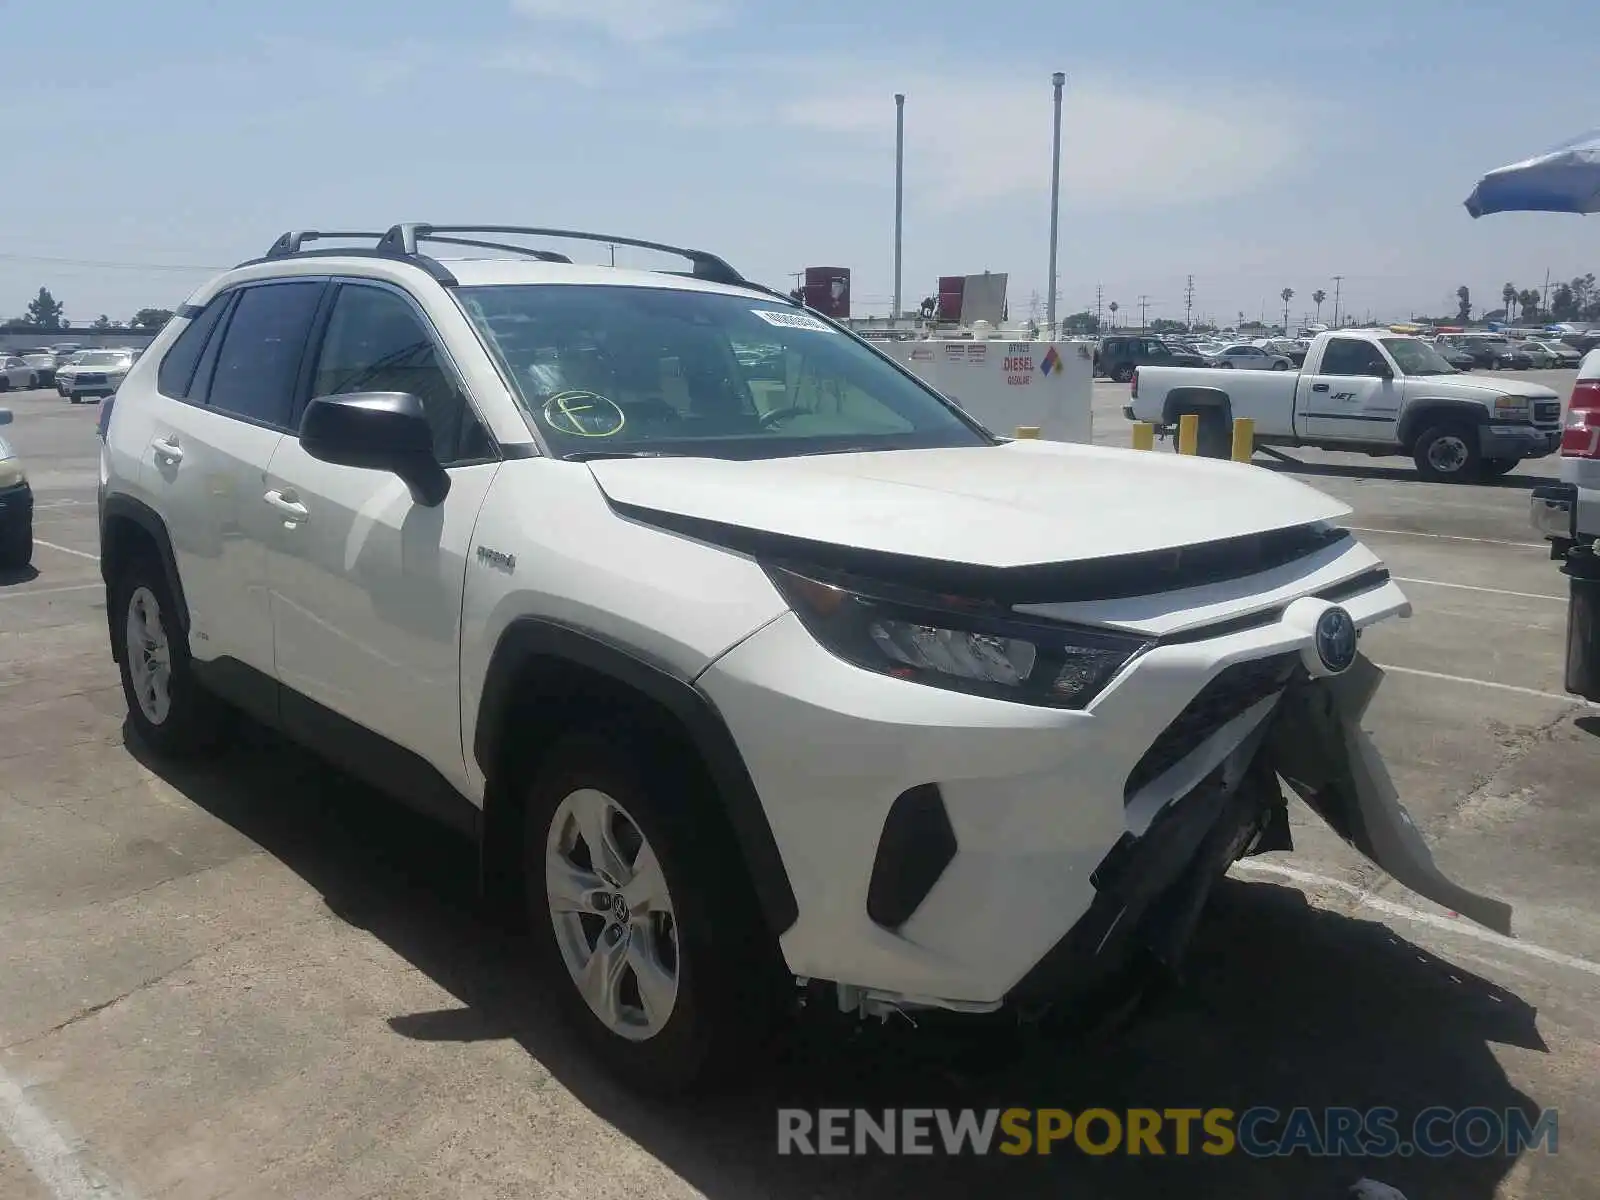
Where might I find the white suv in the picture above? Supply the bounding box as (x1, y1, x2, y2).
(97, 225, 1510, 1091)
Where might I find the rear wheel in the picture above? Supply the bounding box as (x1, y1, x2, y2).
(1270, 360, 1289, 371)
(1413, 422, 1482, 483)
(1190, 409, 1233, 459)
(1111, 363, 1135, 383)
(523, 729, 782, 1094)
(110, 552, 228, 755)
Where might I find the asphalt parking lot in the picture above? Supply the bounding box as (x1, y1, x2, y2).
(2, 373, 1598, 1199)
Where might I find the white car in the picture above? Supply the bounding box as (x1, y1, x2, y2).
(1206, 343, 1294, 371)
(0, 407, 31, 568)
(98, 223, 1510, 1092)
(1527, 339, 1582, 368)
(1516, 341, 1558, 369)
(0, 355, 41, 391)
(56, 348, 133, 402)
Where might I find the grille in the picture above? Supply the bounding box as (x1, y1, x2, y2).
(1535, 400, 1560, 424)
(78, 373, 107, 384)
(1124, 653, 1298, 800)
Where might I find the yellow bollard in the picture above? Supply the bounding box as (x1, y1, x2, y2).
(1230, 417, 1255, 462)
(1014, 426, 1041, 439)
(1131, 422, 1155, 451)
(1177, 412, 1199, 456)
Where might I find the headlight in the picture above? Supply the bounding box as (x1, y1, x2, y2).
(764, 564, 1152, 708)
(1494, 395, 1531, 419)
(0, 457, 25, 488)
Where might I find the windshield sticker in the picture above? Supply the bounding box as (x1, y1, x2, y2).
(751, 309, 834, 333)
(541, 391, 626, 437)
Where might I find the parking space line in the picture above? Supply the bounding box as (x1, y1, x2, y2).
(0, 1064, 132, 1200)
(1391, 576, 1565, 602)
(32, 540, 99, 563)
(0, 583, 102, 602)
(1375, 662, 1599, 707)
(1233, 860, 1600, 980)
(1344, 525, 1546, 550)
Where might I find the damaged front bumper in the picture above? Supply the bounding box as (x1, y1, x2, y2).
(1007, 653, 1511, 1011)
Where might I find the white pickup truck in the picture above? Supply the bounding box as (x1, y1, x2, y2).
(1127, 329, 1564, 482)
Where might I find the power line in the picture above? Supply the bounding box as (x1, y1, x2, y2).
(0, 252, 225, 273)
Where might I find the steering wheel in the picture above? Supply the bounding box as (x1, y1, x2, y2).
(759, 405, 809, 429)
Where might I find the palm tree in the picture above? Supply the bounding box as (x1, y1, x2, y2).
(1502, 282, 1517, 319)
(1518, 289, 1541, 323)
(1108, 300, 1119, 329)
(1311, 289, 1326, 323)
(1280, 288, 1295, 332)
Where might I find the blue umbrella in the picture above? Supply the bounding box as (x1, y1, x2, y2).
(1464, 129, 1600, 217)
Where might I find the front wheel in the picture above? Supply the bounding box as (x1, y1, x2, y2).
(111, 554, 228, 755)
(26, 373, 38, 389)
(1270, 360, 1289, 371)
(523, 730, 782, 1094)
(1413, 422, 1482, 483)
(0, 518, 31, 571)
(1111, 364, 1135, 383)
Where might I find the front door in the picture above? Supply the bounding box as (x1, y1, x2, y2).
(1299, 336, 1402, 444)
(264, 280, 500, 794)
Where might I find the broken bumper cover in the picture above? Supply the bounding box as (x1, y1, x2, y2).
(1009, 654, 1511, 1009)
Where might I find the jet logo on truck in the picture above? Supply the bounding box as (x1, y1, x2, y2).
(1331, 391, 1357, 401)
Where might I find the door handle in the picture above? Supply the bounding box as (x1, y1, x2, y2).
(1311, 383, 1330, 392)
(263, 489, 309, 523)
(150, 436, 183, 463)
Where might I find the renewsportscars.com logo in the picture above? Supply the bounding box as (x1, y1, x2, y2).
(777, 1106, 1558, 1158)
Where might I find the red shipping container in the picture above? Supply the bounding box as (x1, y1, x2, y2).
(803, 267, 851, 318)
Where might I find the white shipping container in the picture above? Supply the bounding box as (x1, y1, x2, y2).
(884, 338, 1094, 443)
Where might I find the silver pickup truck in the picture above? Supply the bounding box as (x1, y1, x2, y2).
(1127, 329, 1563, 482)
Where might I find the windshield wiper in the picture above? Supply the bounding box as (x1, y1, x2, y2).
(561, 449, 680, 462)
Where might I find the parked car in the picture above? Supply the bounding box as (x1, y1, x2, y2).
(1205, 343, 1294, 371)
(0, 407, 30, 569)
(1527, 339, 1582, 367)
(1433, 342, 1477, 371)
(0, 355, 40, 391)
(1254, 338, 1308, 367)
(1095, 334, 1209, 382)
(15, 348, 58, 386)
(1514, 341, 1558, 369)
(1129, 330, 1562, 481)
(96, 220, 1509, 1092)
(55, 348, 133, 402)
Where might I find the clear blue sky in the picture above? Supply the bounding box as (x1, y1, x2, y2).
(1, 0, 1596, 328)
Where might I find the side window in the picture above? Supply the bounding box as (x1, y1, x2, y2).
(1321, 339, 1386, 377)
(156, 294, 231, 398)
(206, 282, 325, 426)
(312, 284, 489, 465)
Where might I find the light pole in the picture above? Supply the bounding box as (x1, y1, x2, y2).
(1332, 275, 1343, 328)
(1046, 72, 1065, 334)
(893, 93, 905, 321)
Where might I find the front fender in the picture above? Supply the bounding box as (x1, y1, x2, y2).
(1267, 655, 1513, 935)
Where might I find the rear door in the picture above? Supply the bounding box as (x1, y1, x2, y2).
(140, 280, 326, 676)
(1299, 337, 1402, 443)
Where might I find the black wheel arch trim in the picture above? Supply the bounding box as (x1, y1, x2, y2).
(1397, 400, 1490, 448)
(99, 493, 190, 654)
(474, 617, 799, 936)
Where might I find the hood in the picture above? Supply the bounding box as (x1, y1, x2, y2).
(1436, 374, 1561, 399)
(588, 441, 1350, 569)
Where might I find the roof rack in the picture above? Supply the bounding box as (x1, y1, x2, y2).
(240, 223, 784, 298)
(378, 224, 749, 286)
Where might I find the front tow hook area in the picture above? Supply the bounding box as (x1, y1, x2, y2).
(1267, 654, 1514, 936)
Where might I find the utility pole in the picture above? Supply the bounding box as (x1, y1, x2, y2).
(893, 93, 905, 320)
(1332, 275, 1344, 328)
(1095, 283, 1103, 331)
(1138, 295, 1151, 330)
(1543, 268, 1551, 319)
(1184, 274, 1195, 331)
(1046, 72, 1066, 334)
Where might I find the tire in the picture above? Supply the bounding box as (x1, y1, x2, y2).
(1111, 363, 1135, 383)
(1412, 422, 1483, 483)
(1270, 360, 1289, 371)
(1482, 457, 1519, 479)
(26, 374, 38, 389)
(0, 377, 9, 392)
(110, 552, 228, 756)
(522, 728, 782, 1094)
(0, 519, 30, 571)
(1195, 410, 1233, 459)
(69, 395, 81, 404)
(1216, 360, 1234, 369)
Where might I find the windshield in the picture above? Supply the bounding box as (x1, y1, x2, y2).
(457, 285, 992, 459)
(76, 352, 130, 367)
(1381, 338, 1457, 376)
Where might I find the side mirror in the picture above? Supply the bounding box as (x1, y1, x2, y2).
(298, 392, 450, 507)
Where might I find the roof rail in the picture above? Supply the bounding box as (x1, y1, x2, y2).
(263, 231, 388, 258)
(377, 224, 749, 286)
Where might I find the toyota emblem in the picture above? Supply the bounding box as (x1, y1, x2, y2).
(1314, 606, 1358, 674)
